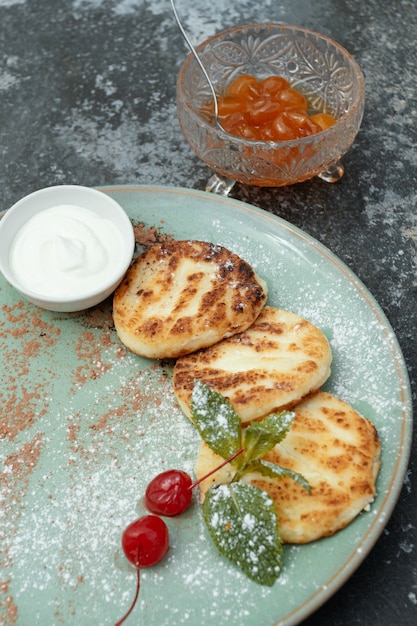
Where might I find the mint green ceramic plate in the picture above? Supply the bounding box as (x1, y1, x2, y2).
(1, 185, 412, 626)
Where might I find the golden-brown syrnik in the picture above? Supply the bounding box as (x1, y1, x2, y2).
(173, 306, 332, 423)
(112, 240, 268, 359)
(195, 391, 381, 543)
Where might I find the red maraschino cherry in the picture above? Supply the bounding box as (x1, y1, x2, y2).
(115, 515, 169, 625)
(145, 469, 193, 516)
(144, 448, 244, 517)
(121, 515, 169, 567)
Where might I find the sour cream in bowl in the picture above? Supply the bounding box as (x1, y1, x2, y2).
(0, 185, 135, 312)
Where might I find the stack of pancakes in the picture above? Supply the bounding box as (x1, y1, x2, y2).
(113, 240, 381, 544)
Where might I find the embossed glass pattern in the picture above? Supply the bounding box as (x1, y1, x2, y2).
(177, 24, 365, 187)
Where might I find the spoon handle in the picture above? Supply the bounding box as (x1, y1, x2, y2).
(169, 0, 227, 133)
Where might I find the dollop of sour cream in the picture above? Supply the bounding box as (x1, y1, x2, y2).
(9, 204, 125, 298)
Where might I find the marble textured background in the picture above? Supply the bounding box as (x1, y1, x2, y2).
(1, 1, 416, 625)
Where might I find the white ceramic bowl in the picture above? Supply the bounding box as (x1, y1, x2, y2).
(0, 185, 135, 312)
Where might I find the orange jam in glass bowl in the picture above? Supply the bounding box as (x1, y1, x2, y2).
(201, 74, 336, 142)
(176, 23, 365, 187)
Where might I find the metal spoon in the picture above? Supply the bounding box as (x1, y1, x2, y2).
(169, 0, 227, 134)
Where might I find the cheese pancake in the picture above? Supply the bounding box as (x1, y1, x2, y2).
(195, 391, 381, 543)
(112, 240, 268, 359)
(173, 306, 332, 423)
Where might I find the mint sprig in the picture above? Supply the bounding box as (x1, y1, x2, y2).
(190, 379, 242, 461)
(243, 411, 294, 461)
(190, 380, 311, 586)
(202, 482, 282, 586)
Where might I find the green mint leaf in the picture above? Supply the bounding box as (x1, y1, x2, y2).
(202, 482, 283, 586)
(243, 411, 295, 461)
(191, 381, 242, 460)
(245, 459, 311, 494)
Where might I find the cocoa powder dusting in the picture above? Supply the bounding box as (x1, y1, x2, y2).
(0, 302, 60, 441)
(0, 581, 18, 626)
(2, 434, 45, 624)
(132, 221, 173, 250)
(71, 329, 117, 389)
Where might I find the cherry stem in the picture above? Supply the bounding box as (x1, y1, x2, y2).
(190, 447, 244, 489)
(115, 565, 141, 626)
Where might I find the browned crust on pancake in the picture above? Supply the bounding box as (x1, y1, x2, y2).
(173, 306, 332, 422)
(247, 392, 381, 542)
(195, 391, 381, 543)
(112, 240, 267, 358)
